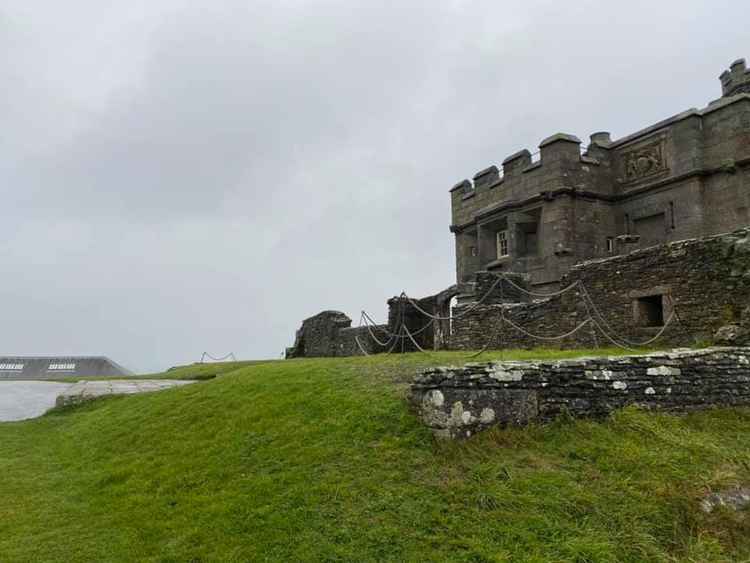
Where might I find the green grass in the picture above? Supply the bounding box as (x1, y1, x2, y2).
(1, 348, 749, 562)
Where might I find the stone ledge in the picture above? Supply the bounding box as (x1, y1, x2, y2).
(410, 347, 750, 439)
(55, 379, 196, 408)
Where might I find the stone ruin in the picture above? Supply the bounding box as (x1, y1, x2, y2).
(287, 227, 750, 358)
(283, 58, 750, 436)
(285, 287, 459, 358)
(287, 58, 750, 359)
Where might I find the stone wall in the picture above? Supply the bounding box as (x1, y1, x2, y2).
(449, 227, 750, 351)
(387, 296, 436, 352)
(472, 271, 531, 304)
(285, 300, 437, 358)
(410, 347, 750, 438)
(286, 311, 351, 358)
(287, 228, 750, 358)
(336, 326, 391, 356)
(285, 311, 392, 358)
(287, 284, 464, 358)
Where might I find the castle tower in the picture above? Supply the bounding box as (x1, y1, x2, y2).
(720, 58, 750, 97)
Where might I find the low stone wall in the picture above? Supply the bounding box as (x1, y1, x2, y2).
(56, 380, 196, 408)
(409, 347, 750, 438)
(286, 311, 352, 358)
(287, 289, 455, 358)
(450, 227, 750, 350)
(472, 271, 531, 304)
(337, 325, 391, 356)
(387, 295, 445, 352)
(285, 310, 394, 358)
(449, 297, 583, 350)
(287, 228, 750, 357)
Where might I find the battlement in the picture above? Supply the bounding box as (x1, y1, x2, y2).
(453, 58, 749, 199)
(449, 132, 590, 197)
(720, 58, 750, 97)
(448, 56, 750, 289)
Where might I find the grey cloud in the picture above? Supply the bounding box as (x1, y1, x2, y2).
(1, 0, 747, 370)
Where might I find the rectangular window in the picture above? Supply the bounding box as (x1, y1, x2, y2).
(496, 230, 509, 258)
(606, 237, 614, 253)
(634, 295, 664, 327)
(48, 363, 76, 371)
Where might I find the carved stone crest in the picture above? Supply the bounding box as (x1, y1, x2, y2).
(620, 139, 667, 183)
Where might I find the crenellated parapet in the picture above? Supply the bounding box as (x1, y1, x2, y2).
(720, 58, 750, 97)
(449, 132, 602, 201)
(449, 57, 750, 290)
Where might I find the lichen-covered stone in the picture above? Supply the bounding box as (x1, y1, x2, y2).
(700, 487, 750, 513)
(410, 347, 750, 439)
(715, 324, 750, 346)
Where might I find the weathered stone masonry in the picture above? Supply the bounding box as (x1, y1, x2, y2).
(410, 347, 750, 438)
(285, 310, 390, 358)
(288, 227, 750, 358)
(449, 227, 750, 350)
(286, 58, 750, 359)
(451, 58, 750, 291)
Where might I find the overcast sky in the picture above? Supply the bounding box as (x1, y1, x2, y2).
(1, 1, 747, 371)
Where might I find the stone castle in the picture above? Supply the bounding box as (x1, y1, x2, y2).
(452, 57, 750, 292)
(287, 58, 750, 358)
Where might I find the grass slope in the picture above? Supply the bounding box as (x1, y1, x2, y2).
(1, 349, 749, 562)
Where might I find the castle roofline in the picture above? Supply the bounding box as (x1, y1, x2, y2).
(1, 355, 114, 360)
(0, 356, 134, 378)
(609, 92, 750, 149)
(450, 148, 750, 233)
(449, 95, 750, 196)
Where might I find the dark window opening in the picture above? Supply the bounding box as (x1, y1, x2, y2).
(606, 237, 614, 253)
(635, 295, 664, 327)
(516, 208, 541, 257)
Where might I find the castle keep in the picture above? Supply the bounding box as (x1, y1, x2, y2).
(287, 58, 750, 359)
(452, 58, 750, 291)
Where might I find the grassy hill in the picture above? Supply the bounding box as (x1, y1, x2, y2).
(1, 349, 749, 562)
